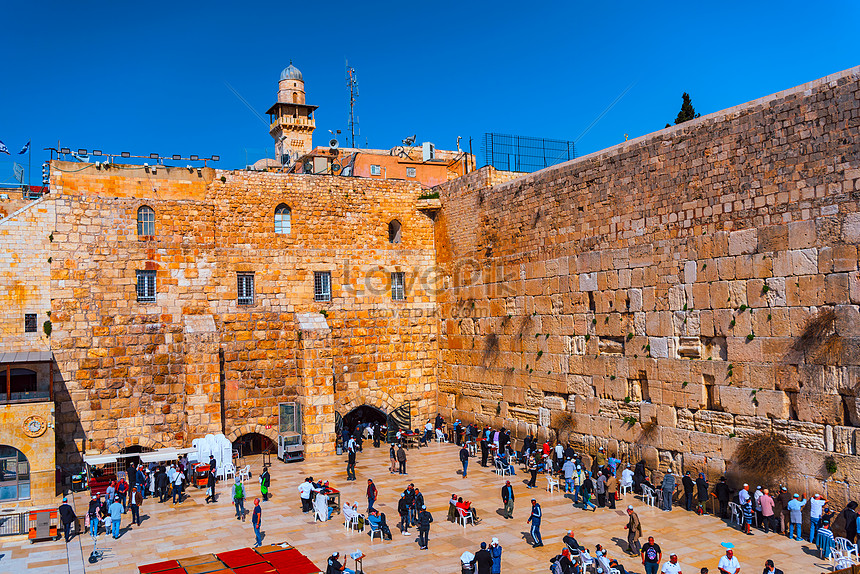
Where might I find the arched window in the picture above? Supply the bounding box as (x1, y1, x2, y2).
(292, 92, 298, 103)
(0, 445, 30, 501)
(137, 205, 155, 236)
(274, 204, 291, 234)
(388, 220, 402, 244)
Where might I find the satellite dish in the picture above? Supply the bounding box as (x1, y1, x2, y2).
(329, 138, 339, 150)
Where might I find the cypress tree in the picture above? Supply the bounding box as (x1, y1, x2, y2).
(674, 92, 700, 125)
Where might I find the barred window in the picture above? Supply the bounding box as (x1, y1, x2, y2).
(370, 165, 382, 176)
(274, 204, 291, 234)
(137, 205, 155, 236)
(237, 273, 255, 305)
(391, 272, 405, 301)
(24, 314, 37, 333)
(136, 270, 156, 303)
(314, 271, 331, 302)
(406, 167, 416, 178)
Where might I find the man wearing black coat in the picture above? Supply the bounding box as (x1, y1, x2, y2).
(397, 493, 410, 534)
(58, 497, 76, 542)
(472, 542, 493, 574)
(714, 476, 731, 518)
(416, 505, 433, 550)
(480, 437, 489, 467)
(156, 468, 169, 503)
(501, 480, 514, 519)
(205, 469, 217, 503)
(682, 471, 695, 511)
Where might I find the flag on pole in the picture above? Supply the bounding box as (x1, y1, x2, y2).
(13, 163, 24, 183)
(18, 140, 30, 155)
(0, 140, 9, 155)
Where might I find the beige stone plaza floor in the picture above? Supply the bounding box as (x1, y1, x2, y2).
(1, 441, 831, 573)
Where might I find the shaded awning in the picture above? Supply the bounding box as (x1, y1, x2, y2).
(0, 350, 53, 364)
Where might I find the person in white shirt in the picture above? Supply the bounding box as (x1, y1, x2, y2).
(622, 465, 634, 488)
(661, 552, 683, 574)
(738, 484, 750, 506)
(808, 494, 827, 542)
(753, 486, 763, 524)
(717, 549, 740, 574)
(297, 478, 315, 513)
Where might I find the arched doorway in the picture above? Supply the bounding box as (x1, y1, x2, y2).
(342, 405, 387, 436)
(0, 445, 30, 501)
(232, 433, 275, 458)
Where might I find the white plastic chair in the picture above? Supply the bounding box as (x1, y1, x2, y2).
(641, 485, 656, 506)
(344, 512, 363, 533)
(620, 480, 632, 496)
(728, 502, 742, 526)
(546, 475, 560, 493)
(832, 550, 854, 571)
(368, 521, 383, 541)
(835, 538, 859, 562)
(456, 507, 474, 529)
(238, 464, 251, 483)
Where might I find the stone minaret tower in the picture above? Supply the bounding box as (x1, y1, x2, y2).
(266, 62, 317, 165)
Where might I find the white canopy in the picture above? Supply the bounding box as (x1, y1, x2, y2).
(83, 454, 119, 465)
(138, 447, 196, 463)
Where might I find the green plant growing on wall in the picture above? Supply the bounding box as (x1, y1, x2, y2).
(627, 333, 634, 341)
(747, 333, 755, 341)
(584, 334, 590, 341)
(46, 311, 51, 317)
(43, 320, 52, 337)
(592, 318, 597, 325)
(702, 263, 707, 270)
(220, 176, 226, 183)
(762, 284, 770, 294)
(49, 233, 54, 242)
(545, 334, 549, 339)
(682, 381, 689, 388)
(767, 314, 772, 321)
(604, 316, 609, 324)
(48, 257, 52, 263)
(536, 350, 543, 359)
(610, 375, 616, 380)
(683, 304, 688, 311)
(729, 319, 736, 328)
(624, 396, 631, 403)
(739, 304, 748, 313)
(825, 456, 838, 474)
(320, 310, 328, 318)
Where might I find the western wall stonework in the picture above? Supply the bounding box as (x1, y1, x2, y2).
(434, 67, 860, 503)
(34, 164, 438, 462)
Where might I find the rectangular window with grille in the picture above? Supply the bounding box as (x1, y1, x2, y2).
(370, 165, 381, 176)
(24, 314, 37, 333)
(391, 272, 405, 300)
(237, 273, 255, 305)
(136, 270, 156, 302)
(406, 167, 417, 178)
(314, 271, 331, 302)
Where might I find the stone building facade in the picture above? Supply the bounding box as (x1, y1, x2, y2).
(0, 163, 439, 477)
(433, 66, 860, 502)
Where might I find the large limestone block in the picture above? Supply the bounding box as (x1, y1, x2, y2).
(754, 390, 791, 419)
(729, 229, 758, 255)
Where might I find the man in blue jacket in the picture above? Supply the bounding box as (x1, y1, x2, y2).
(527, 498, 543, 547)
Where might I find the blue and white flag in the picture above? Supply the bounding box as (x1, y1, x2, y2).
(18, 140, 30, 155)
(0, 140, 9, 155)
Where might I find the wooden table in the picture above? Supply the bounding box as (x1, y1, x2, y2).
(326, 488, 341, 514)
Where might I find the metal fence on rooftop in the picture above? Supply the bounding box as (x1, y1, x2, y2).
(482, 133, 576, 173)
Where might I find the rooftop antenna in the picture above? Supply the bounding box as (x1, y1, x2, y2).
(346, 61, 359, 148)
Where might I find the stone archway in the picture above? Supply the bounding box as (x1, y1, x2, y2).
(105, 436, 165, 454)
(225, 423, 278, 444)
(338, 391, 399, 416)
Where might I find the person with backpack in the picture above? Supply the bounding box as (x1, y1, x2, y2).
(233, 477, 246, 521)
(260, 466, 271, 501)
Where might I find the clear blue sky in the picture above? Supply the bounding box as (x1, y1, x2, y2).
(2, 1, 858, 182)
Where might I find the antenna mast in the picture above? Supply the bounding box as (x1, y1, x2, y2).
(346, 62, 359, 148)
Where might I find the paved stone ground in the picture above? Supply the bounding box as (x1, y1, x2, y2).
(0, 441, 831, 573)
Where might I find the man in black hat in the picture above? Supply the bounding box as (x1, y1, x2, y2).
(58, 497, 76, 542)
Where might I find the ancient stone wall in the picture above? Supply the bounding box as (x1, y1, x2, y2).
(39, 163, 437, 461)
(434, 67, 860, 503)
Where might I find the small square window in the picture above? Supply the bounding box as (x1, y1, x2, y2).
(237, 273, 255, 305)
(406, 167, 417, 178)
(136, 270, 156, 303)
(391, 272, 405, 301)
(370, 165, 382, 176)
(314, 271, 332, 302)
(24, 314, 37, 333)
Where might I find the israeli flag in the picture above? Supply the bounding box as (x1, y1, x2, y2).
(0, 140, 9, 155)
(18, 140, 30, 155)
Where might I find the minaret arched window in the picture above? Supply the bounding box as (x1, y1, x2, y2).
(388, 219, 402, 244)
(275, 204, 292, 234)
(137, 205, 155, 237)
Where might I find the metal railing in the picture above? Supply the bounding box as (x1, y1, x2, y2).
(0, 511, 27, 536)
